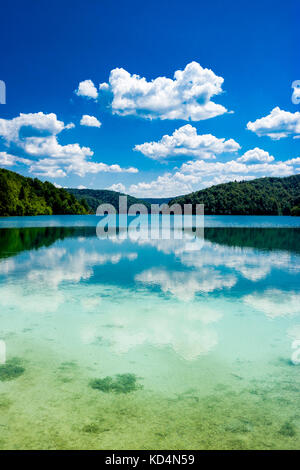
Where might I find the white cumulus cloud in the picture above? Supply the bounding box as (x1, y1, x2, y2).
(247, 107, 300, 139)
(80, 115, 102, 128)
(129, 156, 296, 198)
(65, 161, 138, 178)
(180, 158, 294, 179)
(129, 170, 205, 198)
(75, 79, 98, 99)
(99, 61, 228, 121)
(285, 157, 300, 165)
(237, 147, 274, 163)
(23, 135, 94, 160)
(0, 151, 31, 166)
(0, 112, 68, 144)
(107, 183, 126, 193)
(0, 112, 138, 178)
(134, 124, 240, 160)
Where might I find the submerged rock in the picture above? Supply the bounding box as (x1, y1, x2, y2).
(89, 373, 142, 394)
(0, 358, 25, 381)
(279, 421, 297, 437)
(82, 423, 100, 433)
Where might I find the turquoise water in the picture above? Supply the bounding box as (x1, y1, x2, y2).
(1, 214, 300, 228)
(0, 216, 300, 449)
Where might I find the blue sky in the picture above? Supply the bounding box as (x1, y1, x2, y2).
(0, 0, 299, 197)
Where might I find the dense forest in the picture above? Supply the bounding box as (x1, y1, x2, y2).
(1, 169, 300, 217)
(67, 188, 151, 213)
(0, 168, 89, 216)
(169, 175, 300, 215)
(142, 197, 171, 205)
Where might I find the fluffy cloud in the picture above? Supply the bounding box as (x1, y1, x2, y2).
(0, 112, 138, 178)
(0, 112, 68, 144)
(75, 79, 98, 99)
(129, 171, 253, 198)
(0, 151, 30, 166)
(285, 157, 300, 165)
(129, 157, 296, 198)
(134, 124, 240, 160)
(108, 183, 126, 193)
(22, 135, 93, 159)
(29, 163, 67, 178)
(80, 115, 101, 128)
(65, 161, 138, 178)
(237, 147, 274, 163)
(99, 62, 228, 120)
(129, 172, 196, 198)
(180, 158, 294, 179)
(247, 107, 300, 139)
(29, 156, 138, 178)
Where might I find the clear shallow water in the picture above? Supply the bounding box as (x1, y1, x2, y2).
(0, 218, 300, 449)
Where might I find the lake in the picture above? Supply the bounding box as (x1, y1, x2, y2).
(0, 215, 300, 449)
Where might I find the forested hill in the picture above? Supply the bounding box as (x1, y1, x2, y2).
(66, 188, 151, 213)
(169, 175, 300, 216)
(0, 169, 88, 216)
(1, 169, 300, 217)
